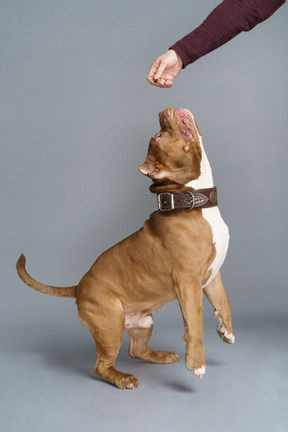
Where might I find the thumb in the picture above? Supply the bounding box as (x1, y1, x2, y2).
(154, 59, 167, 80)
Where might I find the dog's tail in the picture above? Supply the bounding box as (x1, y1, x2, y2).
(16, 254, 77, 298)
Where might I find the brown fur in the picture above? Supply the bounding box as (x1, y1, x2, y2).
(16, 108, 233, 389)
(16, 254, 76, 298)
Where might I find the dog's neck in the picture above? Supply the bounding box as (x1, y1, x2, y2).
(149, 126, 214, 194)
(185, 132, 214, 190)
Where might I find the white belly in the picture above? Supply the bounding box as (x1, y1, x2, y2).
(202, 207, 229, 288)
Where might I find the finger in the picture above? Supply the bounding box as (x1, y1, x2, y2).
(158, 78, 167, 87)
(147, 77, 162, 87)
(158, 78, 173, 88)
(153, 60, 167, 81)
(148, 77, 171, 89)
(158, 80, 173, 89)
(147, 61, 160, 84)
(147, 72, 160, 85)
(165, 79, 173, 88)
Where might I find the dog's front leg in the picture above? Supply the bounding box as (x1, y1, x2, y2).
(203, 271, 235, 344)
(173, 272, 206, 378)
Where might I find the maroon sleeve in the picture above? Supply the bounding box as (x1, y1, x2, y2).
(170, 0, 286, 68)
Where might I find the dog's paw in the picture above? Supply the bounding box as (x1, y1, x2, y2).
(164, 352, 180, 363)
(130, 348, 180, 364)
(191, 365, 206, 379)
(186, 361, 206, 378)
(185, 343, 206, 378)
(116, 374, 140, 390)
(217, 326, 235, 344)
(147, 350, 180, 364)
(95, 362, 140, 390)
(215, 318, 235, 344)
(213, 312, 235, 344)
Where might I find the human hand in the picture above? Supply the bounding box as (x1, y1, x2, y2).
(147, 49, 183, 88)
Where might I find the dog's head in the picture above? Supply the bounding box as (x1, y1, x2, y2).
(139, 108, 203, 192)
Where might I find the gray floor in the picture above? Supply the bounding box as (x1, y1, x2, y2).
(1, 301, 287, 432)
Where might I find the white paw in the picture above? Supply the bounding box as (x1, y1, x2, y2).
(215, 315, 235, 344)
(219, 325, 235, 344)
(192, 365, 206, 379)
(223, 330, 235, 344)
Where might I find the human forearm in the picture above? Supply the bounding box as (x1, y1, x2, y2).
(170, 0, 286, 68)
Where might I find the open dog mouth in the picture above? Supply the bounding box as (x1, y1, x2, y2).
(175, 109, 193, 138)
(159, 108, 193, 138)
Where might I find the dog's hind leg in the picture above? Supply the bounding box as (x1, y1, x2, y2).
(77, 279, 139, 390)
(203, 271, 235, 344)
(127, 322, 180, 364)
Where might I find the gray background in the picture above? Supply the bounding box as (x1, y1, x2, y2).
(1, 0, 287, 431)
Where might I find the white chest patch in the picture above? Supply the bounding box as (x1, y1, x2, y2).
(185, 119, 229, 287)
(201, 207, 229, 287)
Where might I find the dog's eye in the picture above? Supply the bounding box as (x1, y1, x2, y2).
(156, 133, 162, 140)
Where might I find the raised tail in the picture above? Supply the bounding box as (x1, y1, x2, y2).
(16, 254, 77, 298)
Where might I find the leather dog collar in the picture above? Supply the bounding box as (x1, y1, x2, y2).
(157, 187, 217, 211)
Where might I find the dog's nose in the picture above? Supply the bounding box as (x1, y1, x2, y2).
(138, 164, 156, 177)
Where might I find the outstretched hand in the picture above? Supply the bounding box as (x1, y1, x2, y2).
(147, 49, 183, 88)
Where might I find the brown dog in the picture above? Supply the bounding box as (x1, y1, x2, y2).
(16, 108, 234, 390)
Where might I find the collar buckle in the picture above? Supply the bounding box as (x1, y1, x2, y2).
(157, 192, 195, 211)
(157, 192, 174, 211)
